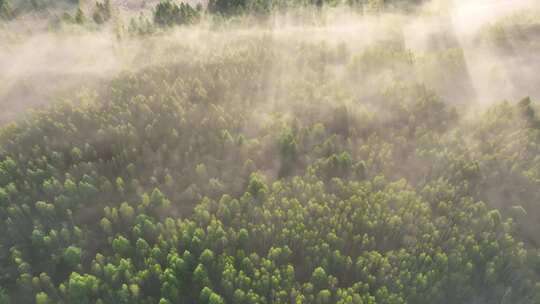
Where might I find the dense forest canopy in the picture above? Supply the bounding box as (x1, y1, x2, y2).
(1, 0, 540, 303)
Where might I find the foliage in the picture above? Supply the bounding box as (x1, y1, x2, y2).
(154, 0, 200, 27)
(75, 8, 85, 24)
(0, 5, 540, 304)
(0, 0, 13, 20)
(92, 0, 111, 24)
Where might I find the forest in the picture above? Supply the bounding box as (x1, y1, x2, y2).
(1, 0, 540, 303)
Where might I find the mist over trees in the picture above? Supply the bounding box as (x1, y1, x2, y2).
(1, 0, 540, 303)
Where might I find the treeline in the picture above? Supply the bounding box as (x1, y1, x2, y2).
(0, 0, 426, 24)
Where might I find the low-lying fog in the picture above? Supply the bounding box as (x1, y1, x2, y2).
(0, 0, 539, 123)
